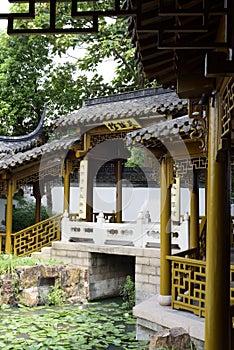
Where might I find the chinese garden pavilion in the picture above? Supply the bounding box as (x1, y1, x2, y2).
(0, 87, 188, 255)
(0, 1, 233, 349)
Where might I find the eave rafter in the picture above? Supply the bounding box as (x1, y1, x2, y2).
(133, 0, 233, 50)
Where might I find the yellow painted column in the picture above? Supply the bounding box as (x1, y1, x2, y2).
(63, 160, 71, 213)
(190, 169, 199, 249)
(205, 100, 231, 350)
(86, 158, 94, 222)
(158, 156, 172, 306)
(5, 179, 13, 254)
(33, 181, 41, 223)
(35, 196, 41, 223)
(116, 159, 123, 223)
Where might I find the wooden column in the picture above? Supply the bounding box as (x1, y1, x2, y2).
(46, 182, 52, 214)
(33, 181, 41, 223)
(86, 158, 94, 222)
(158, 156, 172, 306)
(116, 159, 123, 223)
(205, 100, 231, 350)
(63, 160, 71, 213)
(190, 169, 199, 249)
(5, 179, 13, 254)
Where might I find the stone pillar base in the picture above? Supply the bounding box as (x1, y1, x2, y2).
(158, 294, 172, 306)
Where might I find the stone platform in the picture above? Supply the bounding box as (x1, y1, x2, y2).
(133, 295, 205, 350)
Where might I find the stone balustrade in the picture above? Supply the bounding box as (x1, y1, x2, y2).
(61, 210, 190, 251)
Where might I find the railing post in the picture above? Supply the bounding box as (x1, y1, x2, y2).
(158, 155, 172, 306)
(136, 211, 145, 247)
(61, 210, 70, 242)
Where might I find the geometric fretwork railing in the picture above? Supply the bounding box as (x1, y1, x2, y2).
(167, 253, 206, 317)
(11, 214, 62, 256)
(168, 253, 234, 318)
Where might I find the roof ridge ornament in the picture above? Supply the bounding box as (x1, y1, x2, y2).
(0, 103, 47, 143)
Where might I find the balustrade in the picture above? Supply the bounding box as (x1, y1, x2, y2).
(11, 214, 62, 256)
(168, 247, 234, 318)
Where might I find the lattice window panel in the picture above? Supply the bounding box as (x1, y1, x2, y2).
(222, 80, 234, 138)
(0, 181, 7, 194)
(16, 164, 62, 189)
(171, 259, 206, 317)
(1, 0, 135, 34)
(90, 131, 128, 148)
(12, 214, 61, 256)
(175, 158, 207, 181)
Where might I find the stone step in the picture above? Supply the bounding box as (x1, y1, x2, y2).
(32, 247, 52, 260)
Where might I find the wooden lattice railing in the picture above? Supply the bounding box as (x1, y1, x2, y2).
(11, 214, 62, 256)
(167, 251, 206, 317)
(168, 249, 234, 318)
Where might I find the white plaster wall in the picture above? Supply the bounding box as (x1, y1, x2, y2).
(0, 187, 206, 226)
(48, 187, 205, 222)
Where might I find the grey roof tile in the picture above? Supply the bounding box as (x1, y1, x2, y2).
(55, 88, 187, 129)
(126, 115, 196, 145)
(0, 89, 188, 171)
(0, 104, 47, 155)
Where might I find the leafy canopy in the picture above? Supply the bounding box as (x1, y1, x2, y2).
(0, 2, 157, 136)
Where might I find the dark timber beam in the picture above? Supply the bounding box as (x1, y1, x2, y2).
(177, 75, 215, 99)
(205, 52, 234, 77)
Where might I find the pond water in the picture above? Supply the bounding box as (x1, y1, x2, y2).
(0, 298, 149, 350)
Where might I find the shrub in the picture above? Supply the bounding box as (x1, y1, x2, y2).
(2, 196, 51, 232)
(47, 280, 64, 306)
(120, 275, 135, 309)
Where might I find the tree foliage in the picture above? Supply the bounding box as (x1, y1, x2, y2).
(1, 196, 50, 232)
(0, 3, 157, 136)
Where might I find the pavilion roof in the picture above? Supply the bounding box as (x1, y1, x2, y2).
(126, 115, 194, 144)
(0, 88, 188, 171)
(126, 113, 205, 158)
(0, 104, 47, 156)
(0, 134, 79, 170)
(55, 87, 187, 129)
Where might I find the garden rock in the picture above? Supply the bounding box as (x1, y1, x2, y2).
(149, 327, 195, 350)
(17, 265, 40, 289)
(0, 277, 16, 305)
(0, 264, 88, 307)
(19, 287, 39, 307)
